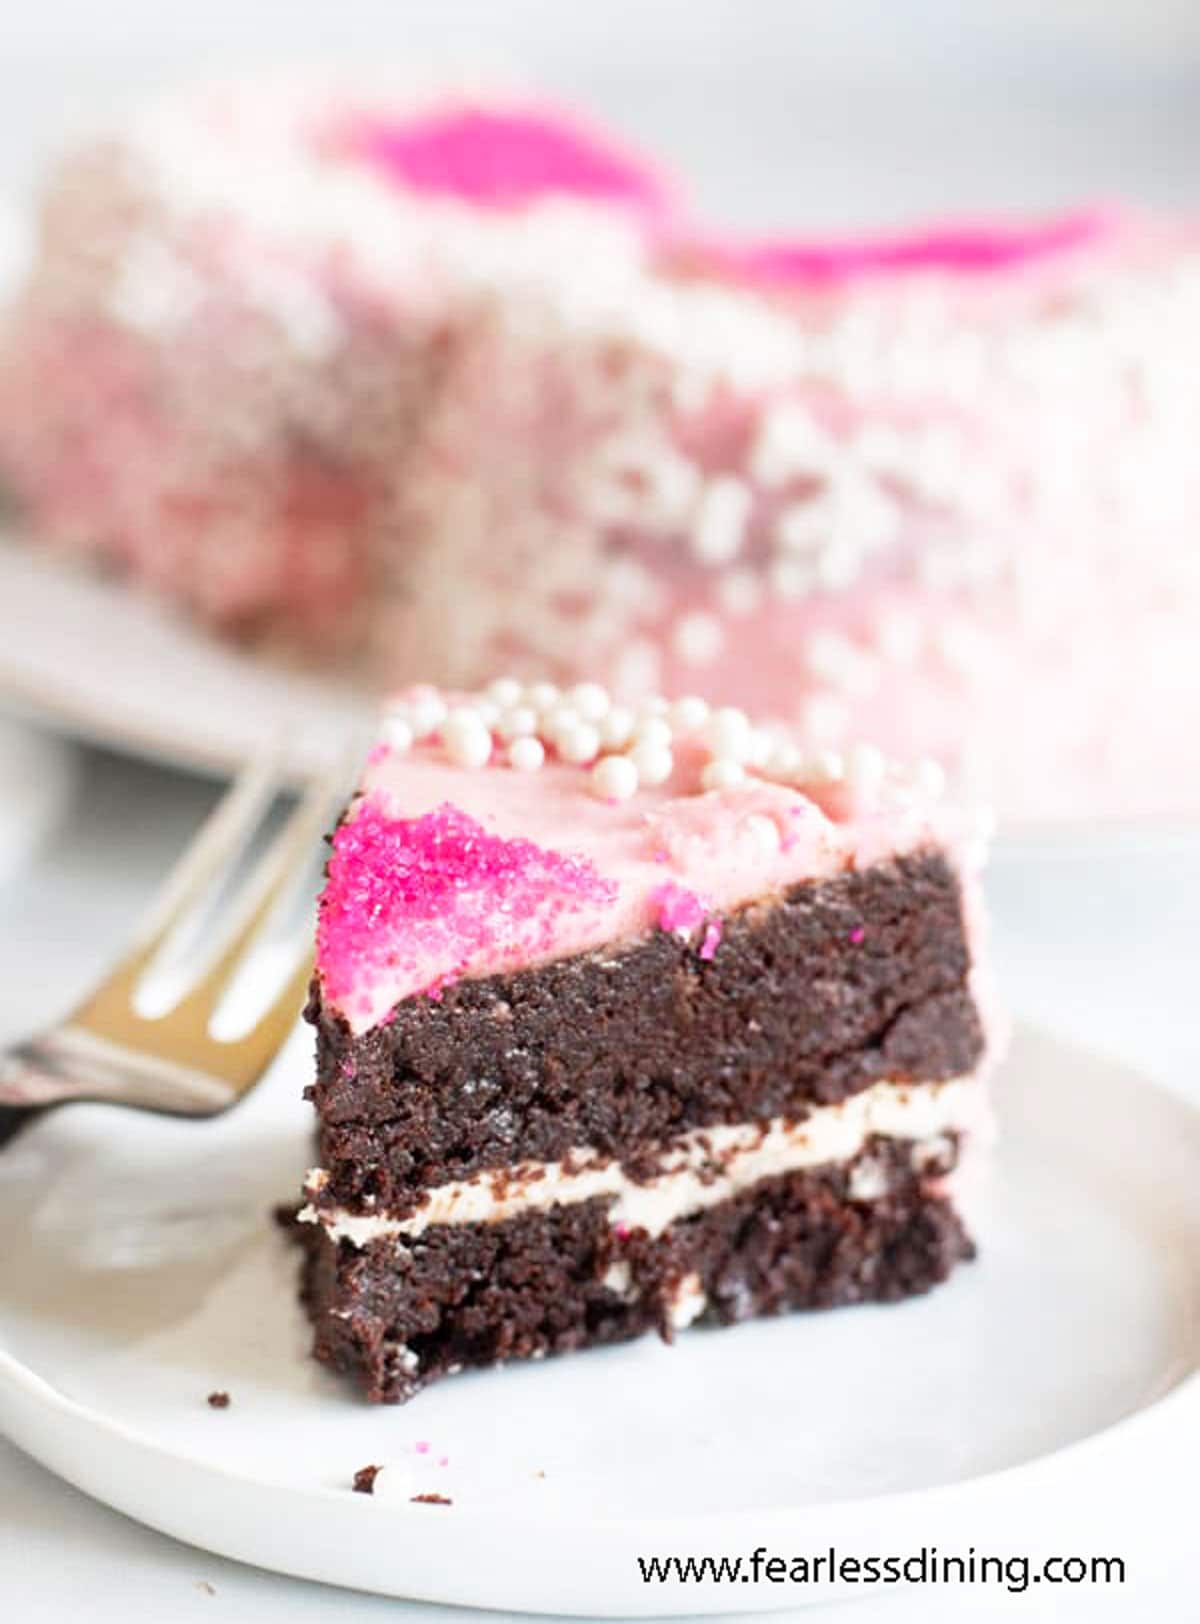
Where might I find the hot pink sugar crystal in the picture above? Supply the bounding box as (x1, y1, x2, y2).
(343, 107, 667, 214)
(652, 881, 707, 936)
(652, 881, 722, 960)
(316, 799, 618, 1013)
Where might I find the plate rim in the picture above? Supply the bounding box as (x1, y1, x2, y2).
(0, 1338, 1195, 1616)
(0, 535, 372, 780)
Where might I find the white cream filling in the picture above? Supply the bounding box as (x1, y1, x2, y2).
(302, 1075, 977, 1247)
(667, 1271, 708, 1330)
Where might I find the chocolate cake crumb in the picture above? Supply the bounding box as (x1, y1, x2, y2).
(206, 1391, 230, 1409)
(411, 1492, 453, 1506)
(353, 1464, 381, 1495)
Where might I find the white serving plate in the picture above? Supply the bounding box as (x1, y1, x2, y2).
(0, 538, 372, 778)
(0, 1026, 1195, 1615)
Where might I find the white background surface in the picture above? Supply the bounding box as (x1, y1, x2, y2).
(3, 0, 1200, 227)
(2, 0, 1199, 1615)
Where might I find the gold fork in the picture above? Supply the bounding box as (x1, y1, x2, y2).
(0, 752, 352, 1144)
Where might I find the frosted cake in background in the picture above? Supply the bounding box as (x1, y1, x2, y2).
(0, 73, 675, 651)
(399, 211, 1200, 823)
(1, 73, 1198, 824)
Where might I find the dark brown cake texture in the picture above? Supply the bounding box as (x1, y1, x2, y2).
(300, 1138, 972, 1403)
(306, 852, 980, 1210)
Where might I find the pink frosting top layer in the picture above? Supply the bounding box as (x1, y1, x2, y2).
(335, 105, 673, 216)
(676, 207, 1117, 285)
(316, 706, 969, 1033)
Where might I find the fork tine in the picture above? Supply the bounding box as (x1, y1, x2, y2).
(211, 944, 318, 1092)
(129, 752, 285, 969)
(165, 755, 350, 1032)
(68, 752, 286, 1028)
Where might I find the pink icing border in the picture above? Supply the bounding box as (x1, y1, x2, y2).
(675, 207, 1118, 286)
(333, 105, 673, 217)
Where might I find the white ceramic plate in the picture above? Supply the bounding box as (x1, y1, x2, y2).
(0, 537, 372, 778)
(0, 1026, 1196, 1614)
(0, 716, 78, 881)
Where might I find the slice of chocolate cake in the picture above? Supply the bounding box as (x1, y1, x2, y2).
(297, 681, 996, 1402)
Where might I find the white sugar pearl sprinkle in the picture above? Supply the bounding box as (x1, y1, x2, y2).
(691, 475, 752, 567)
(633, 716, 673, 751)
(568, 682, 611, 722)
(379, 715, 413, 753)
(673, 611, 724, 666)
(452, 732, 492, 769)
(600, 706, 636, 749)
(525, 682, 560, 712)
(545, 707, 581, 745)
(704, 707, 752, 757)
(508, 736, 545, 772)
(670, 696, 710, 733)
(407, 693, 448, 739)
(443, 705, 483, 736)
(498, 706, 538, 741)
(591, 755, 640, 802)
(629, 743, 674, 786)
(558, 723, 602, 764)
(487, 677, 523, 708)
(443, 714, 492, 769)
(701, 759, 746, 792)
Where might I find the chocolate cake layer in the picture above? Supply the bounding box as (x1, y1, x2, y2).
(298, 1135, 971, 1403)
(306, 850, 983, 1213)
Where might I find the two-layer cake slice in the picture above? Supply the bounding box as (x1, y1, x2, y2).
(298, 682, 995, 1402)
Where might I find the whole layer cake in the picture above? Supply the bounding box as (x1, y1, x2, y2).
(7, 79, 1191, 822)
(396, 211, 1200, 823)
(0, 74, 672, 650)
(297, 680, 996, 1403)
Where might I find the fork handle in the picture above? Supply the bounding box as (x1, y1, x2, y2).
(0, 1100, 48, 1147)
(0, 1040, 87, 1146)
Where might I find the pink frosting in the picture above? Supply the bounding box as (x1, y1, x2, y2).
(317, 801, 618, 1021)
(315, 709, 969, 1032)
(338, 106, 671, 216)
(676, 207, 1116, 286)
